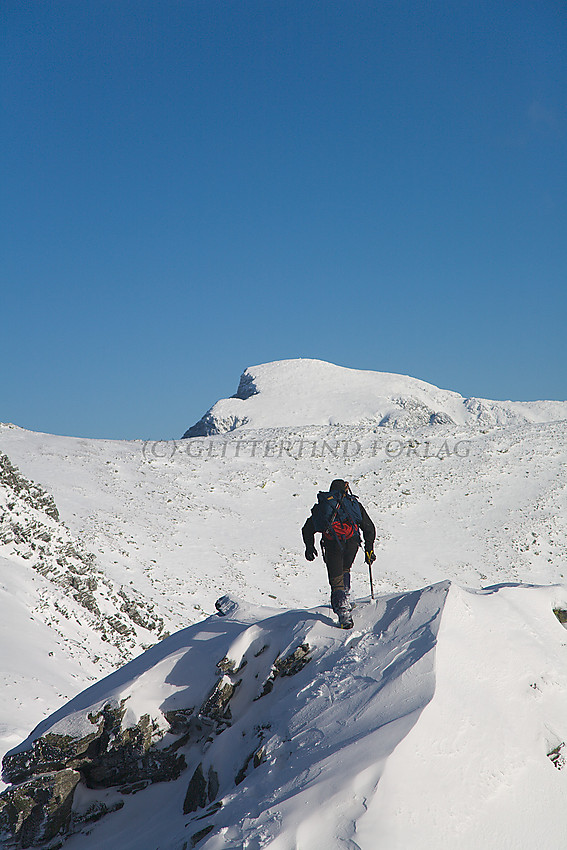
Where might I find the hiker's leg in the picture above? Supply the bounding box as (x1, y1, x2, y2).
(323, 540, 344, 588)
(341, 538, 359, 598)
(323, 541, 347, 613)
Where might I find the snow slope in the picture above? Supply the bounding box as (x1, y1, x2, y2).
(183, 359, 567, 436)
(355, 583, 567, 849)
(1, 411, 567, 781)
(0, 358, 566, 846)
(6, 581, 567, 850)
(0, 450, 167, 776)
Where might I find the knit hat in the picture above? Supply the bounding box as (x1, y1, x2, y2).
(329, 479, 348, 493)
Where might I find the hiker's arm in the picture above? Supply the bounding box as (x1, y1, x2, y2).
(302, 516, 316, 549)
(359, 504, 376, 550)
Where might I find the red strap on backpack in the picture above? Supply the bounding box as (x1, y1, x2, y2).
(324, 521, 356, 541)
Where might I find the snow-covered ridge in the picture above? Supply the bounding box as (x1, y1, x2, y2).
(183, 359, 567, 436)
(1, 368, 567, 848)
(3, 581, 567, 849)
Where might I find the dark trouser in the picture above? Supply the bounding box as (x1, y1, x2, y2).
(322, 537, 359, 613)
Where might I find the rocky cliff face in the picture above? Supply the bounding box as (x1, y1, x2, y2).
(0, 452, 168, 657)
(0, 599, 313, 848)
(0, 698, 189, 848)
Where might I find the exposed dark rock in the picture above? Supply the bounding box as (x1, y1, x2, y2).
(216, 657, 237, 674)
(0, 453, 59, 521)
(256, 677, 275, 699)
(233, 371, 259, 401)
(182, 413, 249, 439)
(256, 643, 312, 699)
(1, 700, 187, 847)
(274, 643, 312, 677)
(72, 591, 101, 616)
(217, 656, 246, 675)
(70, 799, 124, 827)
(0, 768, 80, 849)
(547, 743, 566, 769)
(253, 747, 265, 769)
(86, 745, 186, 790)
(200, 677, 238, 725)
(214, 596, 239, 617)
(183, 764, 207, 814)
(182, 370, 256, 437)
(164, 708, 195, 734)
(80, 706, 185, 789)
(101, 614, 133, 636)
(3, 727, 103, 787)
(0, 452, 168, 654)
(235, 745, 265, 786)
(429, 411, 455, 425)
(117, 780, 150, 795)
(207, 767, 219, 803)
(0, 607, 314, 847)
(234, 755, 251, 786)
(118, 588, 166, 634)
(553, 608, 567, 625)
(191, 824, 215, 847)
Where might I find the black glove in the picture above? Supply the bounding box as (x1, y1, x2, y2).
(305, 545, 318, 561)
(365, 549, 376, 565)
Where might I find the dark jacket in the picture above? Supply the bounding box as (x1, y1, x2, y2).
(302, 499, 376, 552)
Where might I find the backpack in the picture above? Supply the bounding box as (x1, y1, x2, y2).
(311, 490, 363, 545)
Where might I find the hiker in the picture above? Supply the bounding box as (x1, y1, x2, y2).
(302, 479, 376, 628)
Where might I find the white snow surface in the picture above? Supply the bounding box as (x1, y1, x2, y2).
(184, 359, 567, 435)
(1, 359, 567, 848)
(9, 583, 567, 850)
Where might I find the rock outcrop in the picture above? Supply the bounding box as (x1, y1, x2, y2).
(0, 452, 168, 655)
(0, 768, 80, 849)
(0, 697, 187, 848)
(0, 612, 314, 848)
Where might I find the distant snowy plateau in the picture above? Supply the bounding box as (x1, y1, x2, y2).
(1, 359, 566, 849)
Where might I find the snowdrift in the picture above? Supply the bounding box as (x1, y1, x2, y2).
(183, 359, 567, 436)
(3, 581, 567, 849)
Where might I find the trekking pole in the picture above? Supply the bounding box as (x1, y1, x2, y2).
(366, 551, 375, 600)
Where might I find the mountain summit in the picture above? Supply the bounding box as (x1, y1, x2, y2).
(183, 359, 567, 437)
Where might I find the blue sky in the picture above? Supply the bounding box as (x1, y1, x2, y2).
(2, 1, 565, 439)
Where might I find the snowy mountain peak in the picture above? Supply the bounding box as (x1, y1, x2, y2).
(183, 359, 567, 436)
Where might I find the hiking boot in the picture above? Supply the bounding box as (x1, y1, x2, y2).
(342, 571, 354, 610)
(331, 589, 354, 628)
(330, 588, 347, 615)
